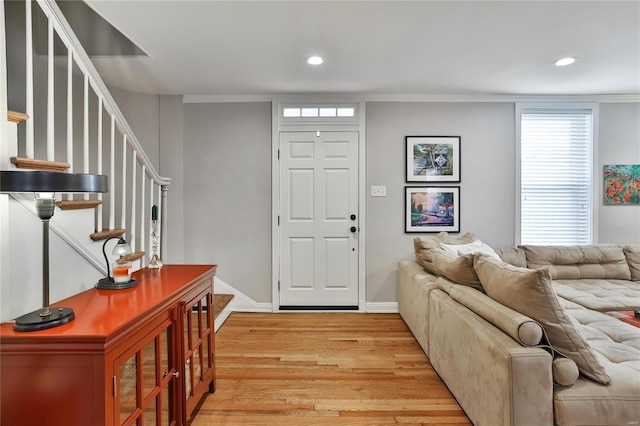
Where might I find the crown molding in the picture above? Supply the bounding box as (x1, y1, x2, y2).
(363, 93, 640, 103)
(182, 93, 639, 104)
(183, 94, 273, 103)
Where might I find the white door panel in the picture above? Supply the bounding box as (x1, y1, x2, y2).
(279, 131, 359, 307)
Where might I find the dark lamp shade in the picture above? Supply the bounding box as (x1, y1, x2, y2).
(0, 171, 108, 193)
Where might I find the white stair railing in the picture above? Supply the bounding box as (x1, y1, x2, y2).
(4, 0, 171, 266)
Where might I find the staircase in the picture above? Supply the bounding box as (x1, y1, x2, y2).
(1, 1, 170, 322)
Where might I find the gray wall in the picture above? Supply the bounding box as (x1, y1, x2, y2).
(174, 100, 638, 305)
(182, 102, 272, 301)
(365, 102, 516, 302)
(598, 103, 640, 244)
(109, 86, 160, 169)
(159, 95, 185, 263)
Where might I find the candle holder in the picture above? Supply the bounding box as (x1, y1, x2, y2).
(148, 205, 163, 269)
(95, 237, 138, 290)
(148, 219, 163, 269)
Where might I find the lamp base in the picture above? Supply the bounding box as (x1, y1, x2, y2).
(13, 307, 75, 332)
(95, 277, 138, 290)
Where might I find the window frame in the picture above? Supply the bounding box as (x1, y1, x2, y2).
(515, 102, 600, 246)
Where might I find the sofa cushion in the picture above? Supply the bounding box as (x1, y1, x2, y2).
(414, 232, 475, 274)
(623, 245, 640, 281)
(494, 246, 528, 268)
(473, 254, 611, 384)
(558, 298, 640, 371)
(521, 244, 631, 280)
(552, 279, 640, 311)
(432, 251, 483, 290)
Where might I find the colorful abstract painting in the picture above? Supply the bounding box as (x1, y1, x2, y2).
(604, 164, 640, 205)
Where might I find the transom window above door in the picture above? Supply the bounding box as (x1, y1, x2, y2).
(280, 104, 358, 122)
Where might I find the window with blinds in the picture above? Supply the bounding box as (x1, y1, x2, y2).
(517, 105, 594, 245)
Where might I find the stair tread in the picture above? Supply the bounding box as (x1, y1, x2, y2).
(8, 110, 29, 123)
(120, 251, 144, 262)
(90, 229, 126, 241)
(56, 200, 102, 210)
(214, 294, 234, 319)
(11, 157, 70, 172)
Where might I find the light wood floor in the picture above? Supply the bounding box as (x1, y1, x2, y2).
(190, 312, 471, 426)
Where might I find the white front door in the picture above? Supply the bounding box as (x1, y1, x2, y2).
(279, 131, 359, 308)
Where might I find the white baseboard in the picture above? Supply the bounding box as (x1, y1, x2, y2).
(365, 302, 399, 313)
(213, 277, 398, 332)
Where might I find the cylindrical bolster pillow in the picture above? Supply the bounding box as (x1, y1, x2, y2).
(518, 321, 545, 347)
(441, 280, 543, 346)
(552, 356, 580, 386)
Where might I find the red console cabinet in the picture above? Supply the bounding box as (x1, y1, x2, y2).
(0, 264, 217, 426)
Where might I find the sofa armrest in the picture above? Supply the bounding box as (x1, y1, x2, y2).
(429, 289, 553, 426)
(398, 261, 439, 355)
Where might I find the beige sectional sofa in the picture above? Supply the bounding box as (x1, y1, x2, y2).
(398, 233, 640, 426)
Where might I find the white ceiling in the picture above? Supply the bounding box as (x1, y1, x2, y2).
(83, 0, 640, 97)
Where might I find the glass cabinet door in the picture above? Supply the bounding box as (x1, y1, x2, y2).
(117, 317, 179, 426)
(182, 291, 214, 421)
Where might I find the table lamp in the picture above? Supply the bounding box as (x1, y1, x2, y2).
(0, 170, 108, 331)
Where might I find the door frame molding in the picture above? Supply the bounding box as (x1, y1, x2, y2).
(271, 95, 366, 312)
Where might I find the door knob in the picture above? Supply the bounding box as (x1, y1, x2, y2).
(350, 226, 357, 233)
(350, 214, 356, 220)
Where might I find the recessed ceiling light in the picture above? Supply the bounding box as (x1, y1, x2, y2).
(553, 57, 576, 67)
(307, 56, 323, 65)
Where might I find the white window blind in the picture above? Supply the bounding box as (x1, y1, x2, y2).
(519, 108, 593, 245)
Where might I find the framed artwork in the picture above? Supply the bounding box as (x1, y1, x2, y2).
(604, 164, 640, 205)
(405, 186, 460, 233)
(406, 136, 460, 182)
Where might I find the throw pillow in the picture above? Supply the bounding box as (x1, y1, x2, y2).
(432, 251, 483, 290)
(440, 239, 501, 260)
(473, 254, 611, 385)
(414, 232, 475, 275)
(493, 247, 527, 268)
(623, 245, 640, 281)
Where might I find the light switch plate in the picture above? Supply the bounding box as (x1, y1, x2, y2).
(371, 186, 387, 197)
